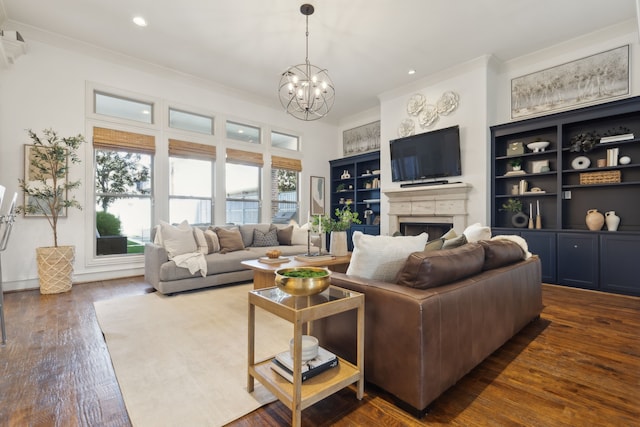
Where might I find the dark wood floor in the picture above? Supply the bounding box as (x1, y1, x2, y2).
(1, 278, 638, 427)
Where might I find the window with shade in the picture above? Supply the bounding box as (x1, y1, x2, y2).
(225, 148, 263, 224)
(93, 127, 154, 256)
(270, 156, 301, 224)
(168, 139, 215, 225)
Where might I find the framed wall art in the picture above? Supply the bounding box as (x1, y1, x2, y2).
(310, 176, 325, 215)
(343, 121, 381, 156)
(511, 45, 629, 119)
(23, 144, 68, 217)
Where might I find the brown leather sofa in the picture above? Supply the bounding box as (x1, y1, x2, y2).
(315, 240, 543, 415)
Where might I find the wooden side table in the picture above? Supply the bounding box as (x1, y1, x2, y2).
(247, 285, 364, 427)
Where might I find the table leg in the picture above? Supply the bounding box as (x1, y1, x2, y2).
(356, 301, 365, 400)
(247, 301, 255, 392)
(292, 320, 303, 427)
(252, 271, 275, 289)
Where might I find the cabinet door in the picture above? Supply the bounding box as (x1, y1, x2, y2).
(521, 231, 557, 284)
(600, 234, 640, 296)
(557, 233, 598, 290)
(347, 225, 380, 251)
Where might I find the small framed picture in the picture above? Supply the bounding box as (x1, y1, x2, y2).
(531, 159, 550, 174)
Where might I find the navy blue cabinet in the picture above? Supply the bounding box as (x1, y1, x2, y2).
(557, 233, 598, 290)
(520, 231, 557, 284)
(600, 234, 640, 296)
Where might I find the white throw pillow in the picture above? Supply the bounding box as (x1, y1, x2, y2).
(346, 231, 429, 282)
(491, 235, 532, 259)
(193, 227, 208, 254)
(290, 221, 310, 245)
(160, 220, 197, 259)
(463, 223, 492, 242)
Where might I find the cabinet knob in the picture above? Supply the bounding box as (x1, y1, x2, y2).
(574, 245, 578, 249)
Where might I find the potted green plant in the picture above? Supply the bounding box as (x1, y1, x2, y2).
(509, 157, 522, 171)
(16, 128, 86, 294)
(501, 198, 527, 228)
(315, 203, 361, 256)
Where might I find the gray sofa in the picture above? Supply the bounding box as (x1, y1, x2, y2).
(144, 223, 309, 295)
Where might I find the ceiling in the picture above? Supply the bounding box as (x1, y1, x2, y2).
(0, 0, 637, 123)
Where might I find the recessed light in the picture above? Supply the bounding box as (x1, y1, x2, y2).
(408, 69, 416, 75)
(133, 16, 147, 27)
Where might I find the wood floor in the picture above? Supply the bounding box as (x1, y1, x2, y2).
(0, 278, 638, 427)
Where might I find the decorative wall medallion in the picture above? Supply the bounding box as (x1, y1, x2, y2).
(418, 105, 438, 128)
(436, 91, 459, 115)
(407, 93, 426, 116)
(398, 119, 415, 137)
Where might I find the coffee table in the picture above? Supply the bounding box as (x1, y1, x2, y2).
(241, 253, 351, 289)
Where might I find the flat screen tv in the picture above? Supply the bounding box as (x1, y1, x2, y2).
(390, 125, 461, 184)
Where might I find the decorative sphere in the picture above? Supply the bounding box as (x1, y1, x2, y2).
(619, 156, 631, 165)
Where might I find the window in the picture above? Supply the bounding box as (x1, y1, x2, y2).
(168, 108, 214, 135)
(225, 148, 263, 224)
(270, 156, 302, 223)
(271, 131, 299, 151)
(168, 139, 215, 225)
(93, 127, 154, 256)
(226, 121, 260, 144)
(95, 92, 153, 124)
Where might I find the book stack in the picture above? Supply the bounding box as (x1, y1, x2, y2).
(270, 346, 338, 383)
(606, 147, 620, 166)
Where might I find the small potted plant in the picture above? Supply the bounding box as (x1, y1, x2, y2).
(501, 198, 527, 228)
(336, 183, 346, 192)
(17, 128, 86, 294)
(509, 157, 522, 171)
(315, 202, 361, 256)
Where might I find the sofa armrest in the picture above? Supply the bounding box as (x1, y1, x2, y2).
(144, 243, 168, 289)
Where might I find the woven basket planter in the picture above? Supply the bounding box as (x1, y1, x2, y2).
(36, 246, 75, 294)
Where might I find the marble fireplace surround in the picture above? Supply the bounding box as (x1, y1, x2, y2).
(382, 183, 472, 236)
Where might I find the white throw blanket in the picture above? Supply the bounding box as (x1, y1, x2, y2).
(491, 235, 532, 259)
(172, 252, 207, 277)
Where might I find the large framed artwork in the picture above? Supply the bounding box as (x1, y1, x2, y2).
(310, 176, 325, 215)
(23, 144, 68, 217)
(511, 45, 629, 119)
(343, 121, 381, 156)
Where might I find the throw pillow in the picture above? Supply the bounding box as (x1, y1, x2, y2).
(253, 228, 279, 247)
(442, 233, 467, 249)
(424, 238, 445, 251)
(441, 228, 457, 240)
(276, 225, 294, 245)
(490, 235, 532, 259)
(159, 220, 197, 259)
(239, 224, 272, 247)
(396, 243, 485, 289)
(214, 227, 245, 254)
(203, 229, 220, 254)
(193, 227, 208, 254)
(346, 231, 429, 282)
(478, 239, 525, 270)
(290, 221, 310, 245)
(463, 223, 491, 242)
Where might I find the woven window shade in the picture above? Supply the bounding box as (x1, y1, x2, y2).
(272, 155, 302, 172)
(93, 127, 155, 154)
(226, 148, 264, 166)
(168, 139, 216, 159)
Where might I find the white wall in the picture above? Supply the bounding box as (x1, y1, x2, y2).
(0, 37, 338, 291)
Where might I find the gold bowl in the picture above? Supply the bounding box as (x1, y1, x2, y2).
(274, 267, 331, 296)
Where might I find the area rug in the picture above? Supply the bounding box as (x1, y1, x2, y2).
(94, 283, 293, 427)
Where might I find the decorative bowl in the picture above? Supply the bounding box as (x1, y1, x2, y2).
(527, 141, 550, 152)
(289, 335, 319, 361)
(266, 249, 282, 259)
(274, 267, 331, 296)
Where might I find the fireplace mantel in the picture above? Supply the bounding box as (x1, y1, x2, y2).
(382, 183, 472, 234)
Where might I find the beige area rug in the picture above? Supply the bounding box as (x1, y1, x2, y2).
(94, 283, 293, 427)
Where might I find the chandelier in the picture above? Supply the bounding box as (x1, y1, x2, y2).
(278, 4, 335, 121)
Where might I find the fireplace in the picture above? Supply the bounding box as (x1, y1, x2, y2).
(382, 183, 472, 235)
(400, 222, 453, 239)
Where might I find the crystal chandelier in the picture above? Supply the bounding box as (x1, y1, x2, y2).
(278, 4, 335, 121)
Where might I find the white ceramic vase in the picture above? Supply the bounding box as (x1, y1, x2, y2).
(605, 211, 620, 231)
(329, 231, 348, 256)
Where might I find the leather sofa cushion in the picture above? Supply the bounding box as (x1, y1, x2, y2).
(478, 239, 525, 270)
(396, 243, 485, 289)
